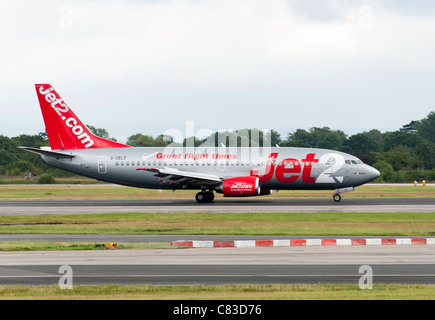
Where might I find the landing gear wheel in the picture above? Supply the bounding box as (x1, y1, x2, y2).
(195, 192, 206, 203)
(333, 193, 341, 202)
(195, 191, 215, 203)
(204, 191, 215, 202)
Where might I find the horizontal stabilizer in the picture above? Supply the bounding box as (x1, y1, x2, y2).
(18, 146, 75, 159)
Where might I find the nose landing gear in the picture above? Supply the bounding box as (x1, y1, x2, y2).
(332, 187, 354, 202)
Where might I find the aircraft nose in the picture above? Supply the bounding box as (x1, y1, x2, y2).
(366, 166, 380, 181)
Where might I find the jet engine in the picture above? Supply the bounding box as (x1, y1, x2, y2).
(215, 176, 271, 197)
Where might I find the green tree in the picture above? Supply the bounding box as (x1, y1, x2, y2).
(372, 160, 395, 182)
(383, 131, 423, 151)
(382, 145, 422, 171)
(415, 111, 435, 144)
(283, 127, 346, 150)
(86, 125, 118, 141)
(283, 129, 312, 147)
(347, 133, 380, 155)
(315, 130, 347, 150)
(414, 140, 435, 170)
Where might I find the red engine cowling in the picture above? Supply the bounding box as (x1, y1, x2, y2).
(216, 176, 261, 197)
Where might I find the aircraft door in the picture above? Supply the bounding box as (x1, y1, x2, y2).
(98, 156, 107, 174)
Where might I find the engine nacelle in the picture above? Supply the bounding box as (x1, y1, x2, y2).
(259, 189, 273, 196)
(216, 176, 262, 197)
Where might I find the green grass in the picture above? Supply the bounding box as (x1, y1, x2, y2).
(0, 284, 434, 300)
(0, 241, 175, 251)
(0, 177, 106, 185)
(0, 211, 434, 236)
(0, 184, 433, 201)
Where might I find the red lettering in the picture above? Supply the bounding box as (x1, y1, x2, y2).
(275, 158, 301, 183)
(301, 153, 319, 183)
(251, 152, 318, 184)
(156, 153, 181, 159)
(250, 153, 278, 183)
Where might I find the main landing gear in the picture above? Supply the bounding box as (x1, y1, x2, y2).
(333, 193, 341, 202)
(195, 190, 215, 203)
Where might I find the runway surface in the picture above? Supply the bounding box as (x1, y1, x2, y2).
(1, 246, 434, 285)
(0, 197, 434, 215)
(0, 197, 434, 286)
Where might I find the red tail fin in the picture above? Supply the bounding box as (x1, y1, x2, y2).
(35, 84, 130, 150)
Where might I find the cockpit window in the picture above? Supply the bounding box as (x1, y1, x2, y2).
(345, 159, 363, 165)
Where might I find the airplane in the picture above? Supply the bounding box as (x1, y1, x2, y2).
(19, 84, 380, 203)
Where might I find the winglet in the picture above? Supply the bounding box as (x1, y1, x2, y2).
(35, 84, 130, 150)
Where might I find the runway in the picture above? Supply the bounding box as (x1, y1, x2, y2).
(0, 197, 434, 286)
(0, 197, 434, 215)
(0, 246, 434, 285)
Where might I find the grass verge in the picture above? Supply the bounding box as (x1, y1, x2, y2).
(0, 184, 433, 201)
(0, 211, 434, 236)
(0, 241, 175, 251)
(0, 284, 434, 300)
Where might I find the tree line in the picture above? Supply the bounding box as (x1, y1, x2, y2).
(0, 113, 433, 182)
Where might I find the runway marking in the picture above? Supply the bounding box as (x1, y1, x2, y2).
(2, 274, 435, 278)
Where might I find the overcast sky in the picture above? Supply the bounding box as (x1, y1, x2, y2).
(1, 0, 434, 143)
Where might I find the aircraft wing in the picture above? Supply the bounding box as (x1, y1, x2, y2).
(136, 167, 222, 187)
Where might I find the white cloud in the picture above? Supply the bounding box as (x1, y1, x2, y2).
(0, 0, 434, 138)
